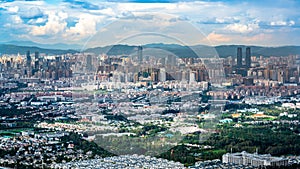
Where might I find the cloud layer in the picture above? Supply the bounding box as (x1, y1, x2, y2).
(0, 0, 299, 46)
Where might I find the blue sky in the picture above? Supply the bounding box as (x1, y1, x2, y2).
(0, 0, 299, 47)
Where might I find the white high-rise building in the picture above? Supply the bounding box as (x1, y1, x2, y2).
(160, 68, 166, 82)
(189, 71, 195, 83)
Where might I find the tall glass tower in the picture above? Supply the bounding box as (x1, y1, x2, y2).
(246, 47, 251, 68)
(237, 47, 242, 68)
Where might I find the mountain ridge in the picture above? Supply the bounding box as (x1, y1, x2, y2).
(0, 43, 299, 58)
(0, 44, 78, 55)
(2, 41, 81, 50)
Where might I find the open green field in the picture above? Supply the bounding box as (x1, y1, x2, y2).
(0, 128, 33, 136)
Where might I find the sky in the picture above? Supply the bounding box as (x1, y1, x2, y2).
(0, 0, 299, 47)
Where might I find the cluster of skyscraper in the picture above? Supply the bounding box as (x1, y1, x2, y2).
(237, 47, 251, 69)
(0, 50, 70, 82)
(95, 47, 210, 84)
(235, 47, 251, 76)
(24, 51, 72, 79)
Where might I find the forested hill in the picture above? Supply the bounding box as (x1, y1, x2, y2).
(1, 43, 299, 58)
(0, 44, 77, 55)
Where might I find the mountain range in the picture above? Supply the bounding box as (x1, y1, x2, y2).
(0, 41, 300, 58)
(0, 44, 77, 56)
(3, 41, 82, 50)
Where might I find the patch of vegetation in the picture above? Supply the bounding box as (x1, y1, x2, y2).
(61, 132, 115, 158)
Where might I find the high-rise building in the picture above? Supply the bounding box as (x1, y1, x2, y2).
(86, 55, 93, 71)
(167, 55, 176, 66)
(246, 47, 251, 68)
(189, 71, 196, 83)
(26, 51, 31, 67)
(34, 51, 39, 60)
(138, 46, 143, 63)
(159, 68, 166, 82)
(34, 60, 39, 69)
(237, 47, 242, 67)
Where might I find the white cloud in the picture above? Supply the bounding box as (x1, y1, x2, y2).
(224, 23, 259, 34)
(14, 15, 23, 24)
(289, 20, 295, 26)
(65, 14, 104, 41)
(270, 20, 295, 26)
(7, 15, 23, 25)
(270, 21, 287, 26)
(0, 0, 299, 46)
(28, 17, 48, 25)
(244, 33, 272, 42)
(207, 31, 231, 43)
(19, 7, 43, 19)
(30, 11, 68, 36)
(84, 13, 215, 48)
(7, 6, 19, 13)
(98, 7, 115, 16)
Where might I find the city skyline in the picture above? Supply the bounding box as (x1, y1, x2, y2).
(1, 1, 300, 168)
(0, 0, 299, 47)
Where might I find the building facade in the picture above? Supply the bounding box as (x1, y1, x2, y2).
(222, 151, 288, 167)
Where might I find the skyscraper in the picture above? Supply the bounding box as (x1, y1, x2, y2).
(137, 46, 143, 63)
(26, 51, 31, 67)
(34, 51, 40, 69)
(237, 47, 242, 67)
(246, 47, 251, 68)
(34, 51, 39, 60)
(160, 68, 166, 82)
(86, 55, 93, 71)
(167, 55, 176, 66)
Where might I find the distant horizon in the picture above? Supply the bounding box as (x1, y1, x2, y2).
(1, 41, 300, 58)
(1, 40, 300, 50)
